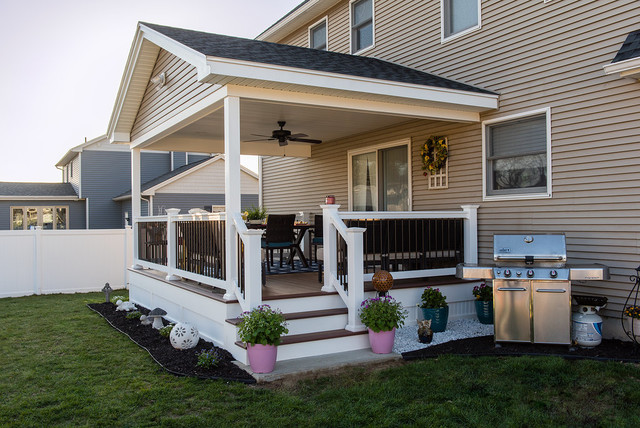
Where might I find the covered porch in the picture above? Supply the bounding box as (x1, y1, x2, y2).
(110, 23, 498, 363)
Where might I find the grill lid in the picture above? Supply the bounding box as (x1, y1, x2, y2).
(493, 234, 566, 264)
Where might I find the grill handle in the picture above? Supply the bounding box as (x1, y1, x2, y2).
(535, 289, 567, 293)
(494, 255, 565, 261)
(497, 287, 527, 291)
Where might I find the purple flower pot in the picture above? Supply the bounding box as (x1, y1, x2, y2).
(247, 343, 278, 373)
(368, 328, 396, 354)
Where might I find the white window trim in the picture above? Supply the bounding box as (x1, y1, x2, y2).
(349, 0, 376, 55)
(11, 205, 70, 230)
(347, 138, 413, 211)
(308, 16, 329, 50)
(440, 0, 482, 44)
(481, 107, 552, 201)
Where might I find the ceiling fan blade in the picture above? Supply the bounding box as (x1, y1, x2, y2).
(289, 133, 308, 138)
(243, 138, 275, 142)
(250, 134, 274, 138)
(288, 137, 323, 144)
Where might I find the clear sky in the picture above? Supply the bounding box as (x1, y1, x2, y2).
(0, 0, 302, 182)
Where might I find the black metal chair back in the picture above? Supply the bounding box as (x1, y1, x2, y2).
(264, 214, 295, 244)
(314, 215, 323, 238)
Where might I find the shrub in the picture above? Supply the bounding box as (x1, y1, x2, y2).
(420, 287, 447, 308)
(196, 348, 223, 369)
(237, 305, 288, 346)
(159, 323, 175, 338)
(126, 311, 142, 320)
(359, 296, 408, 333)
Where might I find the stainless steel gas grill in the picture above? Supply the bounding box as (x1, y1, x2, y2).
(457, 234, 609, 345)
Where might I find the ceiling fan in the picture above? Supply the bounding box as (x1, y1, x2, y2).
(246, 121, 322, 147)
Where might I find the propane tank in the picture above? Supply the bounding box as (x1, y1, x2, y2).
(571, 305, 603, 347)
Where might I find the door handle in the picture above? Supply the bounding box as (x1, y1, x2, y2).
(497, 287, 527, 291)
(535, 289, 566, 293)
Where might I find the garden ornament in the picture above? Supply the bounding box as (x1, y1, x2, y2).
(148, 308, 167, 329)
(140, 315, 152, 326)
(170, 322, 199, 350)
(101, 283, 112, 303)
(116, 301, 137, 311)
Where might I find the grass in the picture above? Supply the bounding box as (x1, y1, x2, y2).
(1, 293, 640, 427)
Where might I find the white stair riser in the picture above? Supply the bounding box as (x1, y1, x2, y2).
(285, 314, 348, 336)
(265, 294, 345, 313)
(276, 334, 371, 361)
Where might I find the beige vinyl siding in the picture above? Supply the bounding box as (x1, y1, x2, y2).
(263, 0, 640, 318)
(157, 161, 259, 195)
(130, 50, 219, 142)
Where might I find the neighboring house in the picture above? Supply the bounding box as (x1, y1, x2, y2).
(55, 135, 219, 228)
(113, 154, 259, 216)
(0, 182, 85, 230)
(104, 0, 640, 365)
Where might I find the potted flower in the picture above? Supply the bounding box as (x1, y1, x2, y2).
(623, 305, 640, 338)
(237, 304, 288, 373)
(359, 296, 408, 354)
(245, 206, 267, 224)
(472, 282, 494, 325)
(419, 287, 448, 332)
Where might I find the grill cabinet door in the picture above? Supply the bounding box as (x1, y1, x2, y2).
(494, 280, 531, 342)
(532, 281, 571, 344)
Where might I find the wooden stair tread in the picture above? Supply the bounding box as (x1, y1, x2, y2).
(234, 328, 367, 349)
(225, 307, 348, 325)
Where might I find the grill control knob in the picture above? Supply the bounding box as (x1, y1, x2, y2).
(516, 271, 522, 277)
(503, 269, 511, 278)
(550, 270, 558, 278)
(527, 269, 534, 278)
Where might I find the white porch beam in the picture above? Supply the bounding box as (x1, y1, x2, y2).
(224, 96, 241, 300)
(131, 148, 142, 269)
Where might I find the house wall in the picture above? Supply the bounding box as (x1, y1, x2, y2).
(151, 193, 258, 215)
(68, 155, 81, 194)
(172, 151, 187, 169)
(155, 159, 258, 195)
(0, 200, 86, 230)
(130, 49, 220, 142)
(261, 0, 640, 320)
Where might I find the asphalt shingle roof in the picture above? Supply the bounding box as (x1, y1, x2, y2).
(114, 157, 211, 199)
(142, 22, 496, 95)
(0, 182, 78, 197)
(612, 29, 640, 63)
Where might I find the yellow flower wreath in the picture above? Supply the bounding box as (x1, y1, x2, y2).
(421, 136, 448, 174)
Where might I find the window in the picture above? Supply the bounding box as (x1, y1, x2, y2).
(351, 0, 374, 53)
(442, 0, 481, 41)
(309, 18, 328, 50)
(483, 109, 551, 199)
(11, 206, 69, 230)
(349, 142, 410, 211)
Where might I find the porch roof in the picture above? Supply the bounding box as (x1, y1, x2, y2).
(108, 22, 499, 155)
(603, 29, 640, 79)
(0, 182, 79, 200)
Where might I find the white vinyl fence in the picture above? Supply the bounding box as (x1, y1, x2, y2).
(0, 227, 133, 298)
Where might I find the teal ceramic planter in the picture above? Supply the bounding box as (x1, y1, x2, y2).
(475, 300, 494, 325)
(421, 306, 449, 332)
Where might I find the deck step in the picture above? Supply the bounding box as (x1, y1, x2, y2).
(235, 328, 367, 349)
(225, 307, 348, 326)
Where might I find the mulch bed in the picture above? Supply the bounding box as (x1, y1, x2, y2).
(87, 302, 256, 384)
(402, 335, 640, 362)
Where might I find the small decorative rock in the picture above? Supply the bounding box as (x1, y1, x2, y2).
(148, 308, 167, 329)
(116, 301, 137, 312)
(169, 322, 199, 350)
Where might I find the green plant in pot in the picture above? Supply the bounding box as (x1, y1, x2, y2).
(245, 206, 267, 224)
(359, 296, 408, 354)
(237, 304, 288, 373)
(419, 287, 448, 332)
(473, 281, 494, 325)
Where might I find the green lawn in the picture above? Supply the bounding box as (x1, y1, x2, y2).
(1, 292, 640, 427)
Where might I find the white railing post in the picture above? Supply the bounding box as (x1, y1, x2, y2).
(242, 230, 264, 310)
(321, 204, 340, 292)
(346, 227, 366, 332)
(461, 205, 479, 265)
(165, 208, 181, 281)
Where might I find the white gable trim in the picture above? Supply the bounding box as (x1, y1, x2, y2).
(603, 57, 640, 80)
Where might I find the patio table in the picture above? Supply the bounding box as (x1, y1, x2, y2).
(246, 223, 314, 268)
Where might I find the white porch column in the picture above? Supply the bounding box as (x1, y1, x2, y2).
(346, 227, 366, 332)
(321, 204, 340, 292)
(164, 208, 181, 281)
(224, 96, 241, 300)
(461, 204, 479, 265)
(131, 148, 142, 269)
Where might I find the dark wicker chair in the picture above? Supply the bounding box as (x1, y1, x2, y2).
(261, 214, 296, 272)
(312, 214, 324, 283)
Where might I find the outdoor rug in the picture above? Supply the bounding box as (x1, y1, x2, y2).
(265, 259, 321, 275)
(402, 335, 640, 363)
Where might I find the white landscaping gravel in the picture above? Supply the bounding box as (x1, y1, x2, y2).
(393, 318, 494, 354)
